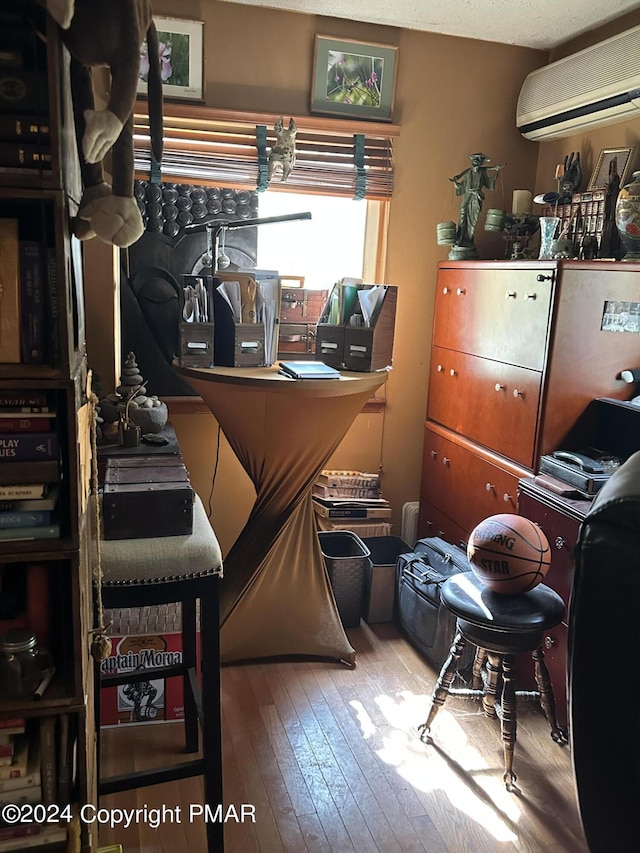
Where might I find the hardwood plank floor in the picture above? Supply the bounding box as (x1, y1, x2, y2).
(98, 622, 587, 852)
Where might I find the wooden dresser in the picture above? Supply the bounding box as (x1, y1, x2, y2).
(418, 259, 640, 544)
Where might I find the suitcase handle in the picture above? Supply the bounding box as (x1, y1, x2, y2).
(402, 563, 444, 586)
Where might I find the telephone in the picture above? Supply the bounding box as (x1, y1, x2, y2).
(551, 449, 622, 474)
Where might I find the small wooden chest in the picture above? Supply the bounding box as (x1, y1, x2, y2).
(102, 457, 194, 540)
(280, 288, 328, 323)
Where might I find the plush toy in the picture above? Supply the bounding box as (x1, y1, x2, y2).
(268, 116, 297, 183)
(44, 0, 163, 248)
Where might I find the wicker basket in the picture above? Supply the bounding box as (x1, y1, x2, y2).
(318, 531, 371, 628)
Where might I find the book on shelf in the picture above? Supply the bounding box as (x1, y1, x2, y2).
(0, 484, 46, 500)
(56, 713, 75, 807)
(0, 742, 14, 760)
(0, 461, 59, 487)
(0, 509, 52, 528)
(0, 780, 40, 807)
(0, 72, 49, 114)
(19, 240, 47, 364)
(0, 218, 20, 364)
(0, 393, 48, 408)
(0, 522, 59, 542)
(0, 143, 51, 168)
(39, 716, 55, 805)
(0, 735, 28, 780)
(46, 248, 59, 364)
(313, 483, 381, 499)
(0, 433, 58, 462)
(313, 495, 390, 508)
(0, 824, 67, 852)
(0, 407, 52, 414)
(0, 114, 50, 143)
(0, 483, 59, 512)
(0, 824, 43, 844)
(0, 415, 55, 434)
(0, 720, 25, 737)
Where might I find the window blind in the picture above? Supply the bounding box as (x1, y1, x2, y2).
(133, 103, 398, 200)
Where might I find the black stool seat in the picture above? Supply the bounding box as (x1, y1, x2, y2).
(419, 571, 567, 789)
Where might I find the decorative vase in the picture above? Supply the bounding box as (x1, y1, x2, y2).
(538, 216, 560, 259)
(615, 170, 640, 261)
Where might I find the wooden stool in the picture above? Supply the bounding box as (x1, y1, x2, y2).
(418, 571, 567, 788)
(95, 494, 224, 852)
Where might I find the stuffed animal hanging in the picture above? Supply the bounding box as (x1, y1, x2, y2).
(268, 116, 297, 183)
(44, 0, 163, 248)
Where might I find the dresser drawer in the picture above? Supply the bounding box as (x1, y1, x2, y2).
(417, 499, 469, 549)
(420, 426, 524, 537)
(428, 346, 541, 467)
(433, 267, 553, 370)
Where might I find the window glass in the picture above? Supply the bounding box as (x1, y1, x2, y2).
(257, 192, 369, 289)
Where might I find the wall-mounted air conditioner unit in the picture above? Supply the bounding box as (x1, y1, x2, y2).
(517, 24, 640, 141)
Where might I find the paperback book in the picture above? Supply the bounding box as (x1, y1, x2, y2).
(278, 360, 341, 380)
(19, 240, 47, 364)
(0, 433, 58, 461)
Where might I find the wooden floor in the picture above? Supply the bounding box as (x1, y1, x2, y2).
(98, 621, 588, 852)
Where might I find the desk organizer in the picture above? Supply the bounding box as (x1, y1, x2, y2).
(179, 274, 214, 368)
(212, 284, 265, 367)
(316, 284, 397, 371)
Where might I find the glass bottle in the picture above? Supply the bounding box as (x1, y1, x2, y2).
(0, 629, 51, 699)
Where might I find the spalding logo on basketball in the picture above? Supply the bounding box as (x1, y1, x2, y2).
(466, 513, 551, 594)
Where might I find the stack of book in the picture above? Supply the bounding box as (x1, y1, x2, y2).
(0, 718, 69, 851)
(0, 392, 59, 541)
(312, 470, 391, 526)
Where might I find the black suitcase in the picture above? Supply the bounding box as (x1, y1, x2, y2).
(396, 537, 475, 676)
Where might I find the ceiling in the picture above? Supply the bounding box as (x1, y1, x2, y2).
(217, 0, 640, 49)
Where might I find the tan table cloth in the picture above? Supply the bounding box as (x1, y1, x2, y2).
(176, 364, 387, 664)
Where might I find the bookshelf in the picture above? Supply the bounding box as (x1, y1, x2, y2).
(0, 3, 96, 851)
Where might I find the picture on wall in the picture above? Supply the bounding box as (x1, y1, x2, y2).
(587, 146, 635, 190)
(311, 35, 398, 121)
(138, 17, 204, 101)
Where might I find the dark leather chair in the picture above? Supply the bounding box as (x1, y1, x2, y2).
(569, 448, 640, 851)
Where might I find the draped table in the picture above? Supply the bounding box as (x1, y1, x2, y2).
(175, 363, 387, 664)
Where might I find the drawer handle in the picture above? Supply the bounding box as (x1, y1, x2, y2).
(513, 389, 525, 398)
(555, 536, 567, 549)
(524, 292, 537, 300)
(437, 364, 444, 372)
(442, 457, 450, 466)
(506, 291, 517, 299)
(544, 636, 556, 649)
(537, 274, 553, 282)
(443, 286, 450, 294)
(503, 493, 513, 503)
(486, 482, 494, 492)
(449, 368, 457, 377)
(430, 450, 437, 459)
(495, 383, 505, 392)
(456, 288, 466, 296)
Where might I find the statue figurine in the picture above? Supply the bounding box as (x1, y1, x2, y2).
(449, 153, 504, 260)
(557, 152, 582, 204)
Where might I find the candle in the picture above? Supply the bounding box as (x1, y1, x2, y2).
(512, 189, 532, 216)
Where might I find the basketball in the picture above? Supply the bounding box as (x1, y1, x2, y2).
(466, 514, 551, 594)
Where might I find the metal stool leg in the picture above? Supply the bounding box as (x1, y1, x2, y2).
(419, 632, 468, 741)
(182, 596, 199, 753)
(532, 646, 568, 743)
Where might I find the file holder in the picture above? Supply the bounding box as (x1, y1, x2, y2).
(179, 276, 214, 368)
(212, 285, 265, 367)
(316, 284, 397, 372)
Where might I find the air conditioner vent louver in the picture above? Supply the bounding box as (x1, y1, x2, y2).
(517, 24, 640, 140)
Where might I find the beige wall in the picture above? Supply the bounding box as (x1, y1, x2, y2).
(86, 2, 548, 553)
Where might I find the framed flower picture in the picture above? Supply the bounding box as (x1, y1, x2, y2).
(138, 17, 204, 102)
(311, 35, 398, 121)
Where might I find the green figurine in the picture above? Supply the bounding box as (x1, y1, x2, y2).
(449, 153, 503, 259)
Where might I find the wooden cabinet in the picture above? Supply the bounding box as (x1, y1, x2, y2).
(419, 259, 640, 545)
(0, 4, 95, 849)
(517, 480, 591, 728)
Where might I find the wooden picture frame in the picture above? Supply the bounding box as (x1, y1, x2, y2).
(138, 17, 204, 102)
(311, 35, 398, 121)
(587, 146, 635, 190)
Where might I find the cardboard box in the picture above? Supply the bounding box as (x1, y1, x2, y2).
(99, 632, 200, 728)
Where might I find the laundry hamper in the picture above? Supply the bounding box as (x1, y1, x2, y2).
(318, 531, 371, 628)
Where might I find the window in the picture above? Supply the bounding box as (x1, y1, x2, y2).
(256, 191, 380, 289)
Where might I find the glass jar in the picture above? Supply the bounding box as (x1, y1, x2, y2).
(0, 629, 52, 700)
